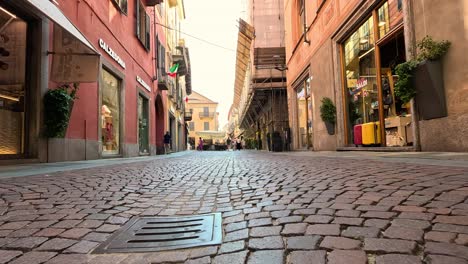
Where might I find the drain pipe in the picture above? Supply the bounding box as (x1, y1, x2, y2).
(402, 0, 421, 151)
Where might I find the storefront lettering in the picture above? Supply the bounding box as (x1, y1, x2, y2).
(99, 38, 126, 69)
(136, 76, 151, 92)
(356, 78, 368, 89)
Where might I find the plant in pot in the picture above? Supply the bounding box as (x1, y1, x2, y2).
(43, 83, 79, 138)
(394, 36, 450, 119)
(320, 97, 336, 135)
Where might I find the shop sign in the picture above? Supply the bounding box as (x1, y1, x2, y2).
(136, 76, 151, 92)
(356, 78, 368, 89)
(99, 38, 126, 69)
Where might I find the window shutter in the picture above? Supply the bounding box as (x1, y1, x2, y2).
(162, 46, 166, 72)
(145, 13, 151, 50)
(136, 0, 141, 39)
(156, 35, 160, 69)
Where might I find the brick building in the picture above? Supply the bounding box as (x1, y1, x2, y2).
(284, 0, 468, 151)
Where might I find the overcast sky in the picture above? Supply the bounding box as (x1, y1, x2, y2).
(181, 0, 242, 130)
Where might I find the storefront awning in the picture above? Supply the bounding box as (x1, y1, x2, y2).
(233, 19, 254, 108)
(26, 0, 98, 53)
(24, 0, 100, 82)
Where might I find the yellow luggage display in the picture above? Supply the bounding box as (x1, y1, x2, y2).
(362, 122, 381, 145)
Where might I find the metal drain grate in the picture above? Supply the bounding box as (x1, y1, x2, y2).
(92, 213, 222, 253)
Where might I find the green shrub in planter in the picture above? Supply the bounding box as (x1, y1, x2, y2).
(44, 83, 79, 138)
(394, 36, 450, 104)
(320, 97, 336, 135)
(320, 97, 336, 124)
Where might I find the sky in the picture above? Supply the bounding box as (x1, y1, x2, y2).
(181, 0, 243, 130)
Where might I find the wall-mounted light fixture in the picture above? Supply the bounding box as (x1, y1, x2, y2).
(303, 23, 310, 45)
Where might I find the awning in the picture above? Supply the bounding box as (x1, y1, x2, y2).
(26, 0, 98, 53)
(233, 19, 254, 108)
(23, 0, 100, 82)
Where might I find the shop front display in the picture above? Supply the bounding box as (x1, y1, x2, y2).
(341, 0, 410, 148)
(0, 7, 27, 156)
(295, 78, 312, 149)
(101, 69, 121, 155)
(138, 94, 149, 154)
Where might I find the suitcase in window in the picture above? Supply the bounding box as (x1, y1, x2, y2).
(362, 122, 381, 145)
(353, 124, 363, 146)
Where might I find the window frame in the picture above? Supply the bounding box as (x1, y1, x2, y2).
(156, 36, 166, 78)
(135, 0, 151, 51)
(204, 122, 209, 131)
(112, 0, 128, 15)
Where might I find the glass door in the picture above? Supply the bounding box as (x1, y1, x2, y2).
(138, 94, 149, 154)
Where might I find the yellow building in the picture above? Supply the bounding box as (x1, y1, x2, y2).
(186, 91, 221, 146)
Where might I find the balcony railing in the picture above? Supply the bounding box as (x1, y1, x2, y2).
(157, 73, 169, 90)
(199, 112, 216, 118)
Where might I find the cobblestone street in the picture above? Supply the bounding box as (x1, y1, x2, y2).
(0, 151, 467, 264)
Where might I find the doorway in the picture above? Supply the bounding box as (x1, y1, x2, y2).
(155, 94, 164, 154)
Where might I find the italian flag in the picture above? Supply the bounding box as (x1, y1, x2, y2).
(167, 63, 179, 78)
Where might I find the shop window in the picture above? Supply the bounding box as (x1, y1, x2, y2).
(342, 6, 410, 147)
(377, 0, 403, 39)
(204, 122, 209, 131)
(138, 94, 149, 154)
(0, 10, 27, 156)
(136, 0, 150, 51)
(101, 69, 121, 155)
(343, 16, 380, 144)
(112, 0, 128, 14)
(296, 79, 312, 149)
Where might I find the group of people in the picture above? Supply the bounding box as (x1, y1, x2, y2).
(226, 136, 244, 150)
(164, 131, 246, 153)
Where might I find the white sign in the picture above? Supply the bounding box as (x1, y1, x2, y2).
(99, 38, 126, 69)
(136, 76, 151, 92)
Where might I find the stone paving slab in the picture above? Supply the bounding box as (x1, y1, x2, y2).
(0, 151, 467, 263)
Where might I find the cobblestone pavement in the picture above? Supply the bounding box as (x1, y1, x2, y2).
(0, 151, 467, 264)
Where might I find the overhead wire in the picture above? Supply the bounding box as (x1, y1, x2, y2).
(155, 22, 236, 52)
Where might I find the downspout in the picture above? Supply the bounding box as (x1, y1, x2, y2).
(402, 0, 421, 151)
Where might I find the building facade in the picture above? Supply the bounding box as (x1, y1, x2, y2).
(0, 0, 191, 163)
(233, 0, 289, 152)
(284, 0, 468, 151)
(186, 91, 221, 147)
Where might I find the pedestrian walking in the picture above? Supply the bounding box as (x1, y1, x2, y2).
(226, 138, 231, 150)
(266, 133, 271, 151)
(236, 137, 242, 150)
(163, 131, 171, 154)
(197, 137, 204, 151)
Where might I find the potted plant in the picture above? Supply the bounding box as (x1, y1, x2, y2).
(320, 97, 336, 135)
(43, 83, 79, 138)
(394, 36, 450, 120)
